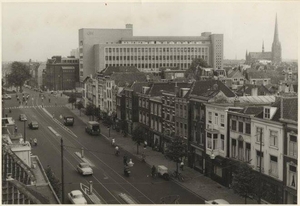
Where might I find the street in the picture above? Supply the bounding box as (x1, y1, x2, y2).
(4, 88, 205, 204)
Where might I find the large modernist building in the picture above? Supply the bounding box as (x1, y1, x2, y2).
(79, 24, 223, 82)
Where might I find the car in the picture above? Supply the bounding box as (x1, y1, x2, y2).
(28, 121, 39, 129)
(77, 162, 93, 175)
(19, 114, 27, 121)
(2, 94, 12, 100)
(68, 190, 87, 204)
(205, 199, 230, 204)
(85, 121, 100, 136)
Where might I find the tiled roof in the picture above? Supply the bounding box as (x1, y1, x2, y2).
(227, 95, 275, 104)
(149, 82, 192, 96)
(101, 66, 139, 75)
(227, 69, 244, 78)
(130, 82, 149, 93)
(239, 106, 264, 115)
(190, 80, 235, 97)
(281, 97, 298, 122)
(247, 69, 285, 83)
(236, 84, 271, 96)
(110, 72, 147, 87)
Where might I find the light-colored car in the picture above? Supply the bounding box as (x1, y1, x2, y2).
(205, 199, 230, 204)
(19, 114, 27, 121)
(68, 190, 87, 204)
(77, 162, 93, 175)
(2, 94, 12, 100)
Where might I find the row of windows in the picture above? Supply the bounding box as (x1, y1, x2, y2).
(105, 55, 208, 61)
(231, 120, 251, 134)
(121, 41, 208, 45)
(208, 112, 225, 127)
(106, 47, 209, 53)
(105, 63, 192, 69)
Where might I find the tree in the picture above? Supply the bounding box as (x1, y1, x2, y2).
(45, 166, 61, 199)
(231, 162, 257, 204)
(184, 58, 209, 80)
(132, 126, 145, 154)
(7, 62, 32, 92)
(68, 93, 76, 109)
(77, 101, 84, 116)
(164, 136, 187, 174)
(85, 103, 95, 120)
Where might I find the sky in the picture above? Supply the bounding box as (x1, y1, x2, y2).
(2, 1, 299, 62)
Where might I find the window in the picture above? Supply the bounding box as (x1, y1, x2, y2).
(270, 130, 278, 147)
(288, 165, 297, 189)
(208, 112, 212, 123)
(245, 143, 251, 162)
(220, 115, 225, 127)
(238, 122, 243, 133)
(213, 134, 218, 150)
(238, 140, 244, 161)
(264, 108, 270, 119)
(256, 151, 264, 171)
(270, 155, 278, 177)
(245, 123, 251, 134)
(214, 113, 218, 124)
(289, 134, 297, 157)
(207, 133, 212, 149)
(214, 166, 222, 177)
(256, 127, 264, 143)
(220, 134, 225, 151)
(232, 120, 237, 131)
(232, 139, 237, 158)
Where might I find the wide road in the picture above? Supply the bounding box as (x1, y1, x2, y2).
(3, 88, 205, 204)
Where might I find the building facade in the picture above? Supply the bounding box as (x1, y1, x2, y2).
(79, 24, 224, 82)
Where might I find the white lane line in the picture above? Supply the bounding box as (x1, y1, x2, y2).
(48, 126, 61, 137)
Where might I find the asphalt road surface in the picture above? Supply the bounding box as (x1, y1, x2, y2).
(3, 88, 205, 204)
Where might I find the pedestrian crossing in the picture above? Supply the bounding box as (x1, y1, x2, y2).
(4, 105, 66, 110)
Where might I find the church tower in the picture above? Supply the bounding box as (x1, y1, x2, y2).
(262, 41, 264, 53)
(272, 14, 282, 64)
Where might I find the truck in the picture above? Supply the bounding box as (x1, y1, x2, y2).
(85, 121, 100, 136)
(64, 116, 74, 126)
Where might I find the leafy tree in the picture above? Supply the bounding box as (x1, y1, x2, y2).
(132, 126, 145, 154)
(231, 162, 257, 204)
(85, 103, 95, 120)
(68, 93, 76, 109)
(93, 107, 101, 120)
(76, 101, 84, 116)
(184, 58, 210, 80)
(164, 136, 187, 174)
(7, 62, 32, 92)
(45, 166, 61, 199)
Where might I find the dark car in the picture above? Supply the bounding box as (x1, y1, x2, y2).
(19, 114, 27, 121)
(28, 121, 39, 129)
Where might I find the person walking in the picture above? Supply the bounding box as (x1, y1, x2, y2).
(180, 161, 184, 171)
(33, 138, 37, 146)
(123, 155, 128, 165)
(14, 125, 18, 133)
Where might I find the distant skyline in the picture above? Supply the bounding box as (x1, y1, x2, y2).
(2, 1, 299, 62)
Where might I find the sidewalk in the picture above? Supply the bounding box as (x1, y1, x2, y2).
(66, 104, 257, 204)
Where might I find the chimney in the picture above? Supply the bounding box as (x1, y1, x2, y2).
(251, 86, 258, 96)
(233, 96, 240, 107)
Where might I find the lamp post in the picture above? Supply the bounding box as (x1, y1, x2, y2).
(23, 120, 27, 142)
(210, 150, 215, 178)
(61, 137, 65, 203)
(108, 127, 111, 138)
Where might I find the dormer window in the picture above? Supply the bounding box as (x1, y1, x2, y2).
(264, 108, 270, 119)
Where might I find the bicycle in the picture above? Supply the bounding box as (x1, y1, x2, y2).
(171, 171, 185, 182)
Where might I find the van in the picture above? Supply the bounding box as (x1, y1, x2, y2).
(64, 116, 74, 126)
(85, 121, 100, 136)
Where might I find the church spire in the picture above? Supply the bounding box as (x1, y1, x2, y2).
(273, 13, 279, 43)
(262, 41, 264, 53)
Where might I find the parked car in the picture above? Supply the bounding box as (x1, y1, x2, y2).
(77, 162, 93, 176)
(68, 190, 87, 204)
(85, 121, 100, 136)
(205, 199, 230, 204)
(2, 94, 12, 100)
(19, 114, 27, 121)
(28, 121, 39, 129)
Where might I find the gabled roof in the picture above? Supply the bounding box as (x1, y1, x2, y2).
(236, 84, 272, 96)
(255, 98, 281, 122)
(281, 97, 298, 122)
(190, 80, 235, 98)
(148, 82, 192, 97)
(238, 106, 264, 115)
(110, 72, 147, 87)
(130, 82, 149, 93)
(100, 66, 139, 76)
(227, 69, 244, 78)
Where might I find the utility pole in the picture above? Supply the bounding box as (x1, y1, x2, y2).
(61, 138, 65, 203)
(258, 128, 263, 204)
(23, 120, 27, 142)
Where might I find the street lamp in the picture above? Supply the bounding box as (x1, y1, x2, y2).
(23, 120, 27, 142)
(61, 137, 65, 203)
(210, 150, 215, 178)
(108, 127, 111, 138)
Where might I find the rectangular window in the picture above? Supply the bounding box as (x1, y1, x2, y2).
(256, 127, 264, 143)
(264, 108, 270, 119)
(270, 130, 278, 147)
(270, 155, 278, 177)
(232, 120, 237, 131)
(256, 151, 264, 171)
(232, 139, 237, 158)
(208, 112, 212, 123)
(245, 123, 251, 134)
(214, 166, 222, 177)
(207, 133, 212, 149)
(245, 143, 251, 162)
(220, 115, 225, 127)
(289, 165, 297, 189)
(238, 140, 243, 161)
(215, 113, 218, 125)
(220, 134, 225, 151)
(289, 134, 297, 157)
(213, 134, 218, 150)
(238, 122, 243, 133)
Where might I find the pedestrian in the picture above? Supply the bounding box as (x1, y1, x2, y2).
(25, 101, 28, 105)
(180, 161, 184, 171)
(30, 138, 33, 146)
(33, 138, 37, 146)
(111, 138, 115, 146)
(115, 146, 119, 156)
(14, 125, 18, 133)
(152, 165, 157, 177)
(123, 155, 128, 165)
